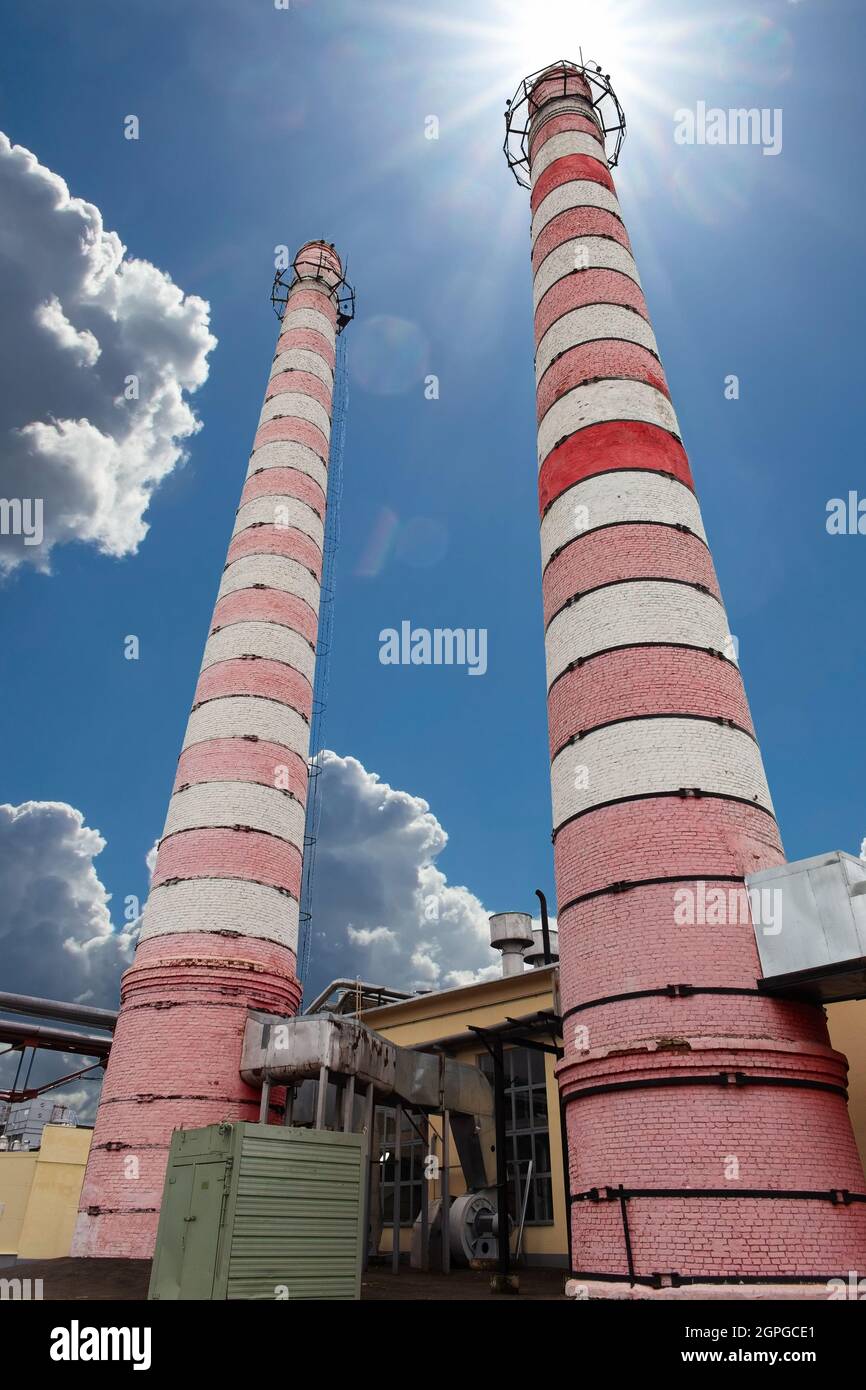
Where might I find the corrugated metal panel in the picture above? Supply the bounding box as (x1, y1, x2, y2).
(224, 1127, 364, 1300)
(150, 1123, 364, 1301)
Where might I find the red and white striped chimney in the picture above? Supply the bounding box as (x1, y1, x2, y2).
(73, 242, 349, 1259)
(507, 63, 866, 1293)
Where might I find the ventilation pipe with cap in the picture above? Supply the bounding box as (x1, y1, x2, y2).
(488, 913, 534, 977)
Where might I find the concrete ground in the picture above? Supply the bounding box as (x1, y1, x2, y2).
(11, 1257, 565, 1301)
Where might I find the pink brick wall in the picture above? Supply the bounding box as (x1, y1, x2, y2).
(73, 243, 344, 1259)
(523, 64, 866, 1286)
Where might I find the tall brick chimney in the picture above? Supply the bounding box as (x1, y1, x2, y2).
(73, 242, 351, 1258)
(506, 63, 866, 1294)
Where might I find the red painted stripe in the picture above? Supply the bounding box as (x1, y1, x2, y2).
(240, 467, 326, 520)
(151, 827, 302, 896)
(556, 879, 770, 1003)
(253, 416, 328, 461)
(537, 342, 669, 424)
(275, 327, 336, 368)
(133, 929, 300, 975)
(539, 421, 694, 515)
(543, 522, 719, 620)
(532, 206, 630, 273)
(529, 112, 605, 163)
(212, 588, 318, 645)
(530, 70, 593, 109)
(531, 154, 615, 212)
(194, 658, 312, 717)
(284, 286, 338, 321)
(535, 270, 648, 344)
(174, 738, 308, 801)
(547, 646, 755, 761)
(226, 524, 322, 579)
(553, 797, 783, 906)
(265, 370, 331, 412)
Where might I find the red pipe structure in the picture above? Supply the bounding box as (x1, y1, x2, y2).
(506, 62, 866, 1294)
(73, 242, 352, 1259)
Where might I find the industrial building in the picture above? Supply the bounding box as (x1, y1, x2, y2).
(2, 55, 866, 1299)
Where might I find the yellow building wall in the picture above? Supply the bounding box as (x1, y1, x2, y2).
(0, 1153, 37, 1256)
(361, 967, 568, 1265)
(0, 1126, 91, 1260)
(827, 999, 866, 1178)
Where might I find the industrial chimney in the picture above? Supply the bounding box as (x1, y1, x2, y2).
(505, 62, 866, 1294)
(73, 242, 353, 1259)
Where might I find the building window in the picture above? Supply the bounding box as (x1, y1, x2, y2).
(479, 1046, 554, 1225)
(379, 1109, 425, 1226)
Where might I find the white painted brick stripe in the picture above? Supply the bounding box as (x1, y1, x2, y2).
(233, 495, 324, 550)
(545, 580, 730, 687)
(529, 96, 603, 144)
(201, 623, 316, 685)
(532, 239, 641, 311)
(270, 349, 334, 388)
(530, 130, 609, 181)
(218, 554, 321, 615)
(278, 307, 336, 343)
(536, 305, 659, 383)
(258, 391, 331, 438)
(538, 381, 681, 467)
(182, 695, 310, 754)
(247, 440, 328, 496)
(162, 780, 306, 847)
(531, 180, 624, 246)
(550, 718, 774, 827)
(541, 472, 706, 569)
(141, 879, 299, 948)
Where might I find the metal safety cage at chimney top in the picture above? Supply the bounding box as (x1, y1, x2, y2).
(503, 57, 627, 187)
(271, 245, 356, 331)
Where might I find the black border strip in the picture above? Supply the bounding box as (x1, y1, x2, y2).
(544, 573, 723, 633)
(572, 1186, 866, 1204)
(540, 463, 696, 522)
(559, 871, 751, 911)
(551, 712, 759, 763)
(562, 984, 766, 1020)
(535, 271, 652, 340)
(552, 788, 778, 841)
(548, 639, 741, 696)
(542, 517, 708, 578)
(565, 1073, 848, 1102)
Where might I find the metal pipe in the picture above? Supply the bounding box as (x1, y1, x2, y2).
(441, 1110, 450, 1275)
(516, 1158, 533, 1261)
(362, 1086, 375, 1272)
(535, 889, 553, 965)
(303, 978, 412, 1017)
(315, 1065, 328, 1129)
(392, 1102, 402, 1274)
(492, 1041, 511, 1279)
(342, 1074, 356, 1132)
(283, 1085, 295, 1127)
(420, 1114, 430, 1272)
(0, 1021, 112, 1057)
(258, 1079, 271, 1124)
(0, 991, 117, 1032)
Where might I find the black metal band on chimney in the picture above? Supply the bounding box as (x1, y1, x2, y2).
(564, 1073, 849, 1102)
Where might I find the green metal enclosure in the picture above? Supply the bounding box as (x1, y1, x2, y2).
(148, 1122, 366, 1301)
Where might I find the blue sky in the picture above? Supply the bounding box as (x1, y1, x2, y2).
(1, 0, 865, 1013)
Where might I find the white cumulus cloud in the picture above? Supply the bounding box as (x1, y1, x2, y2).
(308, 752, 502, 994)
(0, 132, 217, 574)
(0, 801, 141, 1119)
(0, 800, 138, 1005)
